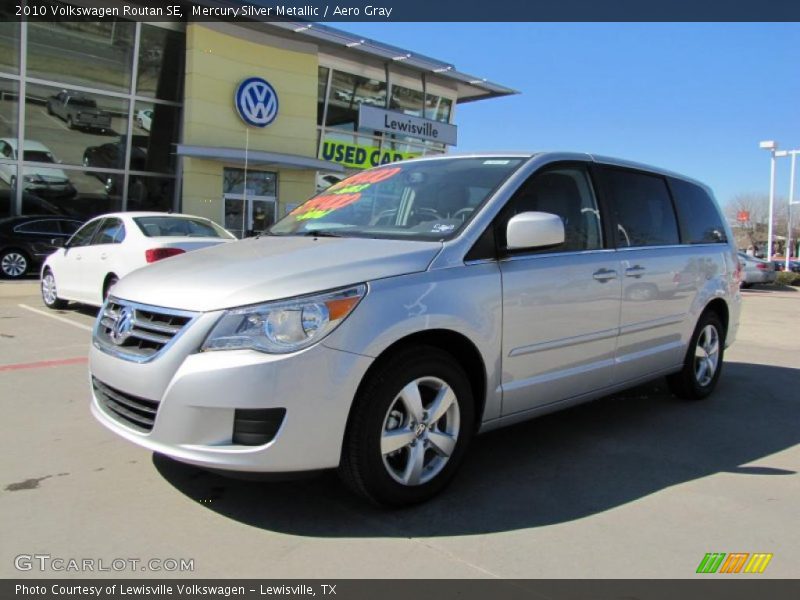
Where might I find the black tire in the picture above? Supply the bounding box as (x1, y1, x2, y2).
(41, 269, 67, 309)
(667, 310, 726, 400)
(339, 346, 475, 506)
(1, 248, 29, 279)
(103, 274, 119, 300)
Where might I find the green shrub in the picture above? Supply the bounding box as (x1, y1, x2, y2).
(775, 271, 800, 286)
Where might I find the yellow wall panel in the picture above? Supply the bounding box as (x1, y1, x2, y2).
(181, 24, 319, 224)
(183, 24, 318, 155)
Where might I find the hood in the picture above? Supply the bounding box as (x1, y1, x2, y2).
(112, 235, 442, 312)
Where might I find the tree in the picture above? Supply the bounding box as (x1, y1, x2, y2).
(725, 193, 796, 255)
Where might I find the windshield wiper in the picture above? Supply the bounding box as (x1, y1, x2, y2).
(302, 229, 346, 238)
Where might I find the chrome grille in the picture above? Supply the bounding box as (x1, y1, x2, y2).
(93, 297, 198, 362)
(93, 377, 159, 433)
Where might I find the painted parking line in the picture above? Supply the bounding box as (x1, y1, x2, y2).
(18, 304, 94, 332)
(0, 356, 87, 372)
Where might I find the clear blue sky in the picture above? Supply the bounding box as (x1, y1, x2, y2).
(342, 23, 800, 207)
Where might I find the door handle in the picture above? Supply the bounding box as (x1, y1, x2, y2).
(100, 253, 107, 260)
(625, 265, 646, 278)
(593, 268, 618, 282)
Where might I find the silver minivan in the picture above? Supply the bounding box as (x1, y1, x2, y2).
(88, 153, 741, 505)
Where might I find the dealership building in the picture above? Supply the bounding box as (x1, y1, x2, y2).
(0, 4, 515, 235)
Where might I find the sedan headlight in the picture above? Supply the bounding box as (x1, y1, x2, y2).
(202, 284, 366, 354)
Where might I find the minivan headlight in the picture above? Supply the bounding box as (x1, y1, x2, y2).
(201, 284, 366, 354)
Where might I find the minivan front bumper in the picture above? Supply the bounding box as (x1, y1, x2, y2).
(90, 339, 373, 473)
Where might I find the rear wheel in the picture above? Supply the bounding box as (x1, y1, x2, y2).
(41, 269, 67, 309)
(339, 346, 475, 506)
(668, 311, 725, 400)
(1, 249, 29, 278)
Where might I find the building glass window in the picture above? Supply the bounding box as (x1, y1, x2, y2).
(326, 70, 386, 131)
(0, 164, 16, 217)
(4, 18, 183, 220)
(317, 66, 329, 126)
(26, 20, 135, 94)
(137, 25, 185, 102)
(0, 79, 19, 140)
(25, 83, 129, 168)
(223, 168, 277, 196)
(0, 17, 20, 75)
(132, 101, 180, 173)
(390, 84, 424, 117)
(126, 175, 174, 212)
(425, 94, 452, 123)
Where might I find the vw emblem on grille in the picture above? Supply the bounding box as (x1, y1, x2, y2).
(109, 306, 135, 345)
(234, 77, 279, 127)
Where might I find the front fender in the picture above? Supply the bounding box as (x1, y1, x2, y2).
(323, 263, 503, 421)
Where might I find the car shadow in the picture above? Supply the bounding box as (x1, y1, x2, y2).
(47, 303, 99, 319)
(154, 361, 799, 537)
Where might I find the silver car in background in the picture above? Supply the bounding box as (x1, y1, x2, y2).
(737, 252, 777, 288)
(90, 153, 741, 506)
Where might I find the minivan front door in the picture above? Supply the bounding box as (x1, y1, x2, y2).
(498, 165, 622, 415)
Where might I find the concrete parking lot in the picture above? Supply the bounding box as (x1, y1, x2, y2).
(0, 281, 798, 578)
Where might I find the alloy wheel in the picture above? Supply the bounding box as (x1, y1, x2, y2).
(1, 252, 27, 278)
(42, 272, 58, 305)
(694, 324, 720, 387)
(380, 376, 460, 486)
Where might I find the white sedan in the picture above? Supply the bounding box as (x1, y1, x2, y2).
(41, 212, 235, 309)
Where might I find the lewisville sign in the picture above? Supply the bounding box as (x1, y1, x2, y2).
(358, 105, 458, 146)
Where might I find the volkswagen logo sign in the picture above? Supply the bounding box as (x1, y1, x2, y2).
(234, 77, 279, 127)
(110, 305, 135, 346)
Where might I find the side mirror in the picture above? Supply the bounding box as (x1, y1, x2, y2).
(50, 237, 65, 248)
(506, 211, 565, 251)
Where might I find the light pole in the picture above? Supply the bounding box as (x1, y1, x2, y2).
(786, 150, 799, 271)
(760, 141, 777, 260)
(759, 141, 788, 261)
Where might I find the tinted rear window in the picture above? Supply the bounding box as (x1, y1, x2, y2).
(669, 178, 727, 244)
(601, 168, 680, 248)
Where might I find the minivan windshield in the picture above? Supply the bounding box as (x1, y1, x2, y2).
(270, 157, 525, 240)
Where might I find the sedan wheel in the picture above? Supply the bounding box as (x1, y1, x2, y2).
(339, 346, 474, 506)
(41, 270, 67, 309)
(1, 250, 28, 278)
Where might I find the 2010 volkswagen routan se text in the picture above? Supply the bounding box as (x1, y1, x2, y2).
(90, 153, 741, 506)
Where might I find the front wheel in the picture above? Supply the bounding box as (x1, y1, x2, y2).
(41, 269, 67, 309)
(668, 311, 725, 400)
(339, 346, 475, 506)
